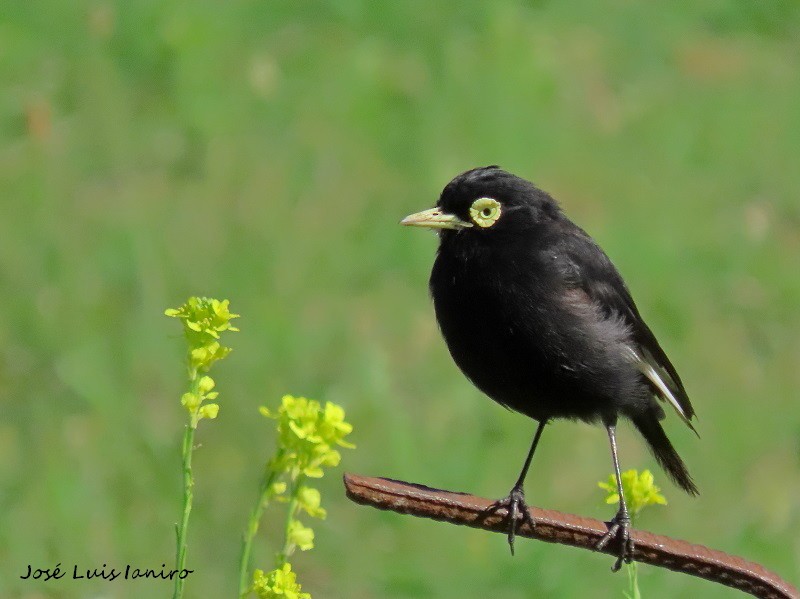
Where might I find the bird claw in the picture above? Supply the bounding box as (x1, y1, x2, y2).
(596, 509, 634, 571)
(482, 485, 535, 555)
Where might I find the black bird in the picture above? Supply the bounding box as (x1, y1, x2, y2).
(401, 166, 698, 569)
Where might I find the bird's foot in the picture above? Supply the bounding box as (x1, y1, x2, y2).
(481, 485, 535, 555)
(596, 509, 634, 572)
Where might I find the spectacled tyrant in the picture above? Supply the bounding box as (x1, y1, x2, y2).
(402, 166, 698, 570)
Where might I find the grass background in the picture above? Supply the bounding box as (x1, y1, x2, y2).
(1, 1, 799, 597)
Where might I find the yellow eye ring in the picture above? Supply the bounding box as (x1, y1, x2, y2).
(469, 198, 501, 228)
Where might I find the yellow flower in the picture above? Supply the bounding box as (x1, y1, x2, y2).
(287, 520, 315, 551)
(165, 297, 240, 338)
(260, 395, 354, 478)
(297, 487, 327, 519)
(166, 298, 240, 427)
(598, 469, 667, 518)
(198, 403, 219, 420)
(252, 563, 310, 599)
(320, 402, 355, 448)
(166, 297, 239, 373)
(198, 376, 215, 394)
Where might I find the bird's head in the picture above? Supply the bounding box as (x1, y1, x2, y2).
(401, 166, 561, 241)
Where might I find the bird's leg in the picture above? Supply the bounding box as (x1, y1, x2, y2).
(596, 422, 635, 571)
(482, 420, 546, 555)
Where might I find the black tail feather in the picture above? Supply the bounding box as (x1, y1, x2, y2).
(632, 414, 698, 496)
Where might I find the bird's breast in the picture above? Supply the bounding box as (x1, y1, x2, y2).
(429, 250, 639, 422)
(430, 252, 554, 414)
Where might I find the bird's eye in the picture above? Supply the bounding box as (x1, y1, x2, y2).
(469, 198, 501, 228)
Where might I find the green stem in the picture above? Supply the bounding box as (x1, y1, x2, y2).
(173, 424, 195, 599)
(626, 561, 641, 599)
(238, 450, 285, 598)
(277, 473, 306, 566)
(626, 515, 641, 599)
(173, 373, 200, 599)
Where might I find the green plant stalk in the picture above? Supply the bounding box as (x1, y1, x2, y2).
(238, 449, 285, 598)
(625, 514, 641, 599)
(277, 472, 306, 566)
(626, 561, 641, 599)
(173, 373, 200, 599)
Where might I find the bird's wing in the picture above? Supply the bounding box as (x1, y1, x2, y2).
(553, 226, 697, 431)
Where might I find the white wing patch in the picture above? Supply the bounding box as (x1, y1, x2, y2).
(624, 345, 698, 435)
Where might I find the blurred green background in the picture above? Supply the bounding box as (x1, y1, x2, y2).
(2, 1, 799, 597)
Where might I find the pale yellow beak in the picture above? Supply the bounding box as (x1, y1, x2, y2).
(400, 207, 472, 230)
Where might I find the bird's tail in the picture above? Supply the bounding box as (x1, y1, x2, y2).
(632, 413, 698, 496)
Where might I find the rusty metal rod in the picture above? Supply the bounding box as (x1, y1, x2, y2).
(344, 473, 797, 599)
